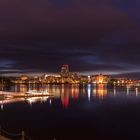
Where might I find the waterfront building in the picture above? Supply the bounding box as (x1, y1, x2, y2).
(79, 75, 88, 84)
(19, 75, 29, 81)
(91, 74, 110, 84)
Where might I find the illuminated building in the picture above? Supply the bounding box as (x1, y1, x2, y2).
(79, 75, 88, 84)
(91, 74, 110, 84)
(60, 64, 69, 78)
(71, 72, 80, 84)
(20, 75, 29, 81)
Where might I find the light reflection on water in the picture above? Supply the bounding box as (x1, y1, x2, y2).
(1, 84, 140, 140)
(0, 84, 140, 109)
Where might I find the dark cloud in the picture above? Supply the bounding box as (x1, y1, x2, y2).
(0, 0, 140, 75)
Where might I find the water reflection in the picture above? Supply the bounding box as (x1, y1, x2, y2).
(93, 84, 107, 99)
(113, 86, 116, 96)
(127, 85, 130, 95)
(0, 97, 49, 110)
(61, 84, 69, 108)
(26, 97, 48, 105)
(61, 84, 79, 108)
(87, 84, 91, 101)
(71, 84, 79, 99)
(136, 87, 138, 97)
(1, 84, 140, 109)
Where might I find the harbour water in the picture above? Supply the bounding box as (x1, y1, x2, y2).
(0, 84, 140, 140)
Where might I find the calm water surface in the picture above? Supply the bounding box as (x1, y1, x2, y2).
(0, 84, 140, 140)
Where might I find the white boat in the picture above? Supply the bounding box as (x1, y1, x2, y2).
(25, 90, 49, 95)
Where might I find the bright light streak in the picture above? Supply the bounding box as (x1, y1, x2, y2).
(87, 84, 91, 101)
(127, 85, 130, 95)
(49, 99, 52, 105)
(136, 87, 138, 96)
(114, 87, 116, 96)
(1, 103, 3, 110)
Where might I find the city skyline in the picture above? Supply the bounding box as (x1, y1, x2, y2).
(1, 1, 140, 139)
(1, 64, 140, 78)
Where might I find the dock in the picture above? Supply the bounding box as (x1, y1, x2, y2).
(0, 91, 53, 99)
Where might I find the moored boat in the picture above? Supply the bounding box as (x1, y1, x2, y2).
(25, 90, 49, 95)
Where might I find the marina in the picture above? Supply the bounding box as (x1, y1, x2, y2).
(0, 91, 53, 99)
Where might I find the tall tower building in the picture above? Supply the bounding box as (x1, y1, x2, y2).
(60, 64, 69, 77)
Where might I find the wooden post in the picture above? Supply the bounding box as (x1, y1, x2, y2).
(0, 125, 1, 136)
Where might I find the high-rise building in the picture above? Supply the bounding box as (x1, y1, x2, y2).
(60, 64, 69, 77)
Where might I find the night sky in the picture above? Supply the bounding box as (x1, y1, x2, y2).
(0, 0, 140, 75)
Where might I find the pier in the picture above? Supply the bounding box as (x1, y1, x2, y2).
(0, 91, 53, 99)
